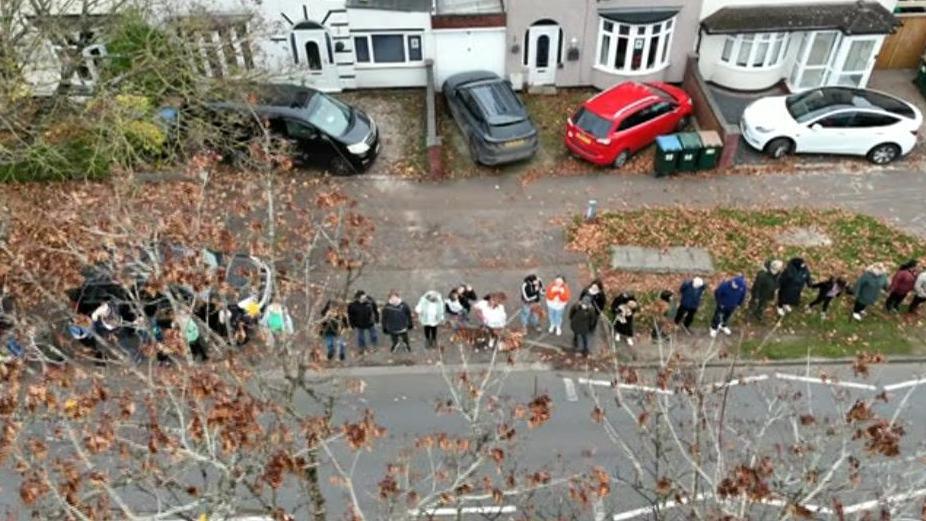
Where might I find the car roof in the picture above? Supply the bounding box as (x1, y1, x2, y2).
(444, 70, 502, 92)
(584, 82, 659, 121)
(797, 87, 916, 119)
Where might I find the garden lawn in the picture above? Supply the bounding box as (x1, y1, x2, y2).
(568, 208, 926, 360)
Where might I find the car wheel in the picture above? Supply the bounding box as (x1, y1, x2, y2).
(329, 156, 354, 176)
(867, 143, 901, 165)
(613, 150, 630, 168)
(676, 116, 691, 132)
(764, 138, 793, 160)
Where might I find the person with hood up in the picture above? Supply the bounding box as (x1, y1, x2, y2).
(885, 260, 918, 312)
(382, 291, 414, 352)
(674, 277, 705, 331)
(750, 259, 783, 323)
(777, 257, 812, 317)
(579, 279, 607, 331)
(520, 274, 544, 331)
(807, 276, 848, 318)
(610, 292, 638, 346)
(260, 302, 294, 347)
(545, 276, 571, 336)
(445, 288, 467, 329)
(711, 275, 748, 338)
(319, 300, 349, 361)
(909, 270, 926, 314)
(569, 296, 597, 357)
(458, 284, 478, 313)
(852, 263, 889, 321)
(347, 290, 379, 352)
(473, 292, 508, 349)
(651, 290, 676, 342)
(415, 290, 445, 349)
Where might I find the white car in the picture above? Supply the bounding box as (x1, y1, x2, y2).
(741, 87, 922, 165)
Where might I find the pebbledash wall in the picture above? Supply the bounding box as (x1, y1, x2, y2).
(503, 0, 702, 90)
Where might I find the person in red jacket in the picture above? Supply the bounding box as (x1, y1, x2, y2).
(545, 276, 571, 336)
(885, 260, 918, 312)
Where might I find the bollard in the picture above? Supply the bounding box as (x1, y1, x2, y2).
(585, 199, 598, 220)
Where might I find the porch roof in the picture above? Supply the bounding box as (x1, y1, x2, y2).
(701, 1, 899, 36)
(346, 0, 431, 12)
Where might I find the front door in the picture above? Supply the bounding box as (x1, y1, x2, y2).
(830, 36, 882, 87)
(290, 28, 340, 91)
(527, 25, 559, 85)
(790, 30, 839, 90)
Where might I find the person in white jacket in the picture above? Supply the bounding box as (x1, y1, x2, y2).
(415, 290, 445, 349)
(910, 271, 926, 314)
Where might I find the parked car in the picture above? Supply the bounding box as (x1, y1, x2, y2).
(741, 86, 923, 165)
(565, 81, 693, 167)
(163, 84, 380, 175)
(443, 71, 539, 165)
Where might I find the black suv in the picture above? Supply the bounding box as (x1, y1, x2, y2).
(164, 85, 380, 175)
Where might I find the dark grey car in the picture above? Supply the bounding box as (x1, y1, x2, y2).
(443, 71, 538, 166)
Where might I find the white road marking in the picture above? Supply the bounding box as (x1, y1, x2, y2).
(578, 378, 675, 396)
(593, 498, 606, 521)
(706, 374, 770, 391)
(883, 378, 926, 392)
(563, 377, 579, 402)
(410, 505, 517, 516)
(774, 372, 878, 391)
(841, 487, 926, 513)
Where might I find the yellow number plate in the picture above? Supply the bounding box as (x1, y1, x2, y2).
(504, 139, 526, 148)
(576, 133, 592, 145)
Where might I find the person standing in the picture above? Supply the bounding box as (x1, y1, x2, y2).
(675, 277, 705, 332)
(651, 290, 676, 342)
(519, 274, 544, 331)
(750, 260, 782, 323)
(347, 291, 379, 352)
(175, 312, 207, 361)
(415, 290, 445, 349)
(260, 302, 294, 347)
(777, 257, 812, 317)
(579, 279, 607, 331)
(319, 300, 349, 361)
(909, 270, 926, 314)
(852, 263, 889, 321)
(473, 293, 508, 349)
(545, 276, 570, 336)
(610, 292, 638, 346)
(807, 276, 848, 318)
(885, 260, 918, 312)
(710, 275, 748, 338)
(459, 284, 478, 314)
(568, 297, 596, 357)
(445, 288, 467, 329)
(382, 291, 414, 352)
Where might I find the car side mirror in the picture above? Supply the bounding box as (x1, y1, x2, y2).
(810, 123, 822, 131)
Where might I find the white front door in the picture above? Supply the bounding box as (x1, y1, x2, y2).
(830, 35, 882, 87)
(527, 25, 559, 85)
(290, 29, 340, 91)
(790, 30, 839, 90)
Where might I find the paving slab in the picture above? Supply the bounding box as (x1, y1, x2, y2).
(610, 246, 714, 273)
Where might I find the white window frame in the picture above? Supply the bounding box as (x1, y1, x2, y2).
(594, 16, 675, 76)
(353, 31, 424, 68)
(720, 32, 789, 70)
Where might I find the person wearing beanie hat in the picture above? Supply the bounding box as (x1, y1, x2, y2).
(710, 275, 748, 338)
(675, 277, 706, 332)
(750, 259, 783, 323)
(853, 263, 889, 321)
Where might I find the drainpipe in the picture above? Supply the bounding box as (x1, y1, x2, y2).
(695, 26, 703, 57)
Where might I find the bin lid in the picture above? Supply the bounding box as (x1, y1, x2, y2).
(697, 130, 723, 147)
(678, 132, 703, 149)
(655, 135, 682, 152)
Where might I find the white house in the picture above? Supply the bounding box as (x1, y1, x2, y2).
(697, 0, 901, 91)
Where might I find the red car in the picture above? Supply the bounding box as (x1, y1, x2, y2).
(565, 81, 692, 167)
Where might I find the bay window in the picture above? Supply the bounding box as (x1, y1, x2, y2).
(720, 32, 789, 69)
(596, 16, 675, 74)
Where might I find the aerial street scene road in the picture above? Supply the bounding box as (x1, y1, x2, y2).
(3, 0, 926, 519)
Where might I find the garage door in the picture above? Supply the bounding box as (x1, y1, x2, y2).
(432, 28, 506, 90)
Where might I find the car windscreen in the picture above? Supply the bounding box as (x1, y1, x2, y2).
(466, 81, 525, 126)
(646, 83, 675, 102)
(573, 107, 612, 139)
(304, 93, 352, 137)
(785, 89, 851, 123)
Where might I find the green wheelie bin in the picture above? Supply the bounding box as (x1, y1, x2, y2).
(654, 135, 682, 177)
(677, 132, 702, 172)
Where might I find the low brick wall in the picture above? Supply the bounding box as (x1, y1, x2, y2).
(682, 54, 740, 168)
(431, 13, 506, 29)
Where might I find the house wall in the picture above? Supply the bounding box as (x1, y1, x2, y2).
(700, 0, 897, 18)
(504, 0, 702, 90)
(347, 8, 432, 88)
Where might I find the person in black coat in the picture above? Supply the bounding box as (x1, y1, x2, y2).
(610, 292, 638, 346)
(579, 279, 606, 330)
(347, 290, 379, 352)
(457, 284, 478, 313)
(569, 297, 597, 357)
(381, 290, 414, 352)
(777, 257, 812, 317)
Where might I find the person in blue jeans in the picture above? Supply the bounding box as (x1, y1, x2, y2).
(711, 275, 748, 338)
(320, 300, 349, 361)
(519, 274, 544, 331)
(347, 291, 379, 352)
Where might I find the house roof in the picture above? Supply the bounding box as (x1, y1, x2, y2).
(435, 0, 503, 15)
(701, 1, 899, 35)
(345, 0, 432, 12)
